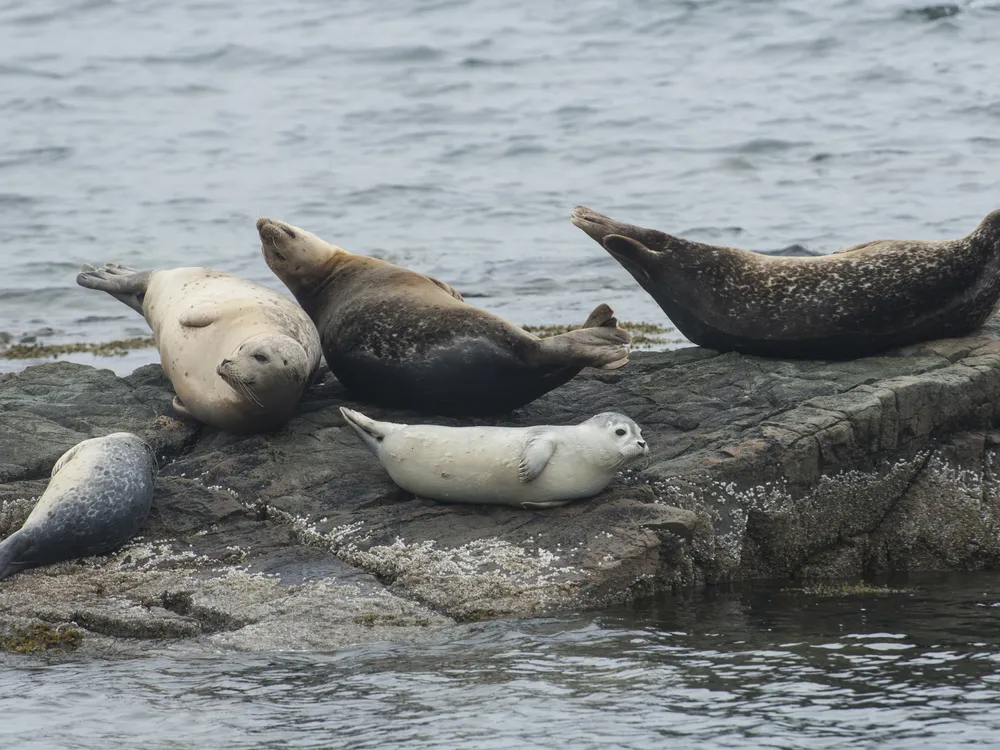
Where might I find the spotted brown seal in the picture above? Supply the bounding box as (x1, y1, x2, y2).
(572, 206, 1000, 359)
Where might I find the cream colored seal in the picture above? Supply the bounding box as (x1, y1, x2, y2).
(76, 264, 321, 433)
(256, 217, 631, 417)
(340, 407, 649, 509)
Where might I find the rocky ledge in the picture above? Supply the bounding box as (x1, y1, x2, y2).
(5, 319, 1000, 654)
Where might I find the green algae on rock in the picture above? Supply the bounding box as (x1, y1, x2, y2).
(0, 622, 84, 654)
(0, 337, 155, 360)
(522, 321, 684, 349)
(781, 582, 914, 597)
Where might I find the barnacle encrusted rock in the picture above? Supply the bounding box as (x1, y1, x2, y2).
(4, 318, 1000, 653)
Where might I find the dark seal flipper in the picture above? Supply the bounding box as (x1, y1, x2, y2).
(76, 263, 153, 315)
(0, 529, 34, 581)
(531, 303, 630, 370)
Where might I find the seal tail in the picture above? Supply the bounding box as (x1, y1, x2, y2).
(533, 304, 631, 370)
(76, 263, 152, 315)
(339, 407, 399, 456)
(0, 529, 34, 582)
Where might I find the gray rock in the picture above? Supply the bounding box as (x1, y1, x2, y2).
(4, 319, 1000, 653)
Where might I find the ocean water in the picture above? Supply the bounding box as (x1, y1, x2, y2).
(2, 0, 1000, 372)
(4, 0, 1000, 745)
(5, 574, 1000, 749)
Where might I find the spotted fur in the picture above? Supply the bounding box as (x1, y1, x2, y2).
(572, 206, 1000, 359)
(0, 433, 156, 581)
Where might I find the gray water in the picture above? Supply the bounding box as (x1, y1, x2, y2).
(3, 0, 1000, 373)
(4, 0, 1000, 745)
(5, 574, 1000, 749)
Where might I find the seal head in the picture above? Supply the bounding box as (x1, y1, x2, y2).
(217, 333, 312, 413)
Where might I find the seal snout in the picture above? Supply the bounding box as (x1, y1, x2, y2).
(256, 218, 296, 240)
(571, 206, 616, 243)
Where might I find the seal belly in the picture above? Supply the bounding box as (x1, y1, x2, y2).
(649, 277, 997, 359)
(329, 340, 578, 416)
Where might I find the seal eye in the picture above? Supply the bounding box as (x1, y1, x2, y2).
(253, 353, 269, 363)
(615, 428, 626, 437)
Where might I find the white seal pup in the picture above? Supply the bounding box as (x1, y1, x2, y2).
(256, 217, 631, 417)
(0, 433, 156, 581)
(339, 407, 650, 509)
(76, 264, 322, 433)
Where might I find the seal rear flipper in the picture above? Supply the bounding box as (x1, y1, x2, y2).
(0, 529, 34, 581)
(582, 303, 618, 329)
(532, 324, 630, 369)
(76, 263, 152, 315)
(340, 407, 400, 456)
(425, 275, 464, 302)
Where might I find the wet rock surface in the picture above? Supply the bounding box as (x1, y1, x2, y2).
(4, 319, 1000, 654)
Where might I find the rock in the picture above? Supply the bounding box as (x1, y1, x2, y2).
(5, 319, 1000, 653)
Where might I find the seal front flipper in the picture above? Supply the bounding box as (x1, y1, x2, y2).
(520, 499, 571, 510)
(518, 435, 557, 482)
(51, 440, 87, 477)
(601, 236, 657, 280)
(76, 263, 152, 315)
(425, 275, 464, 302)
(171, 397, 198, 422)
(179, 303, 220, 328)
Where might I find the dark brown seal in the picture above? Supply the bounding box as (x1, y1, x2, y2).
(256, 217, 631, 416)
(572, 206, 1000, 359)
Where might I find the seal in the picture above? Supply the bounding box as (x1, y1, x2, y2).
(257, 217, 631, 416)
(76, 264, 322, 433)
(571, 206, 1000, 359)
(0, 432, 156, 581)
(339, 407, 649, 509)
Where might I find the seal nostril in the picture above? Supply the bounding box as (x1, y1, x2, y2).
(220, 358, 231, 367)
(637, 440, 646, 448)
(282, 227, 296, 239)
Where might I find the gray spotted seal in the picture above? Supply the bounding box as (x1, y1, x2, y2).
(76, 264, 322, 433)
(0, 433, 156, 581)
(257, 217, 631, 416)
(571, 206, 1000, 359)
(340, 407, 649, 509)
